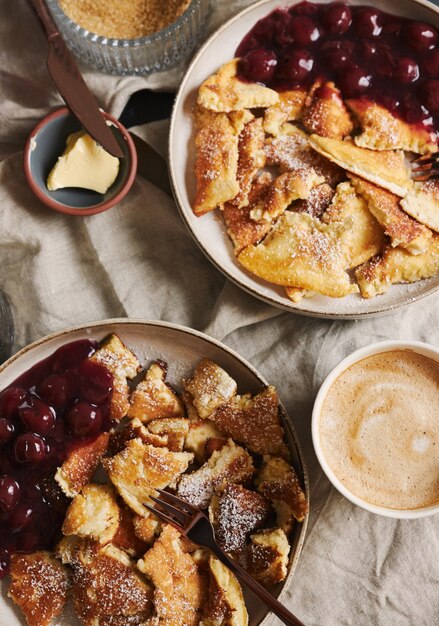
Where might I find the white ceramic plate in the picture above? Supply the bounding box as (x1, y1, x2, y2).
(0, 319, 308, 626)
(169, 0, 439, 319)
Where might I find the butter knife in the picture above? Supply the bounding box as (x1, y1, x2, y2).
(27, 0, 124, 158)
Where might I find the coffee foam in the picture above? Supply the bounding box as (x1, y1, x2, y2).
(319, 350, 439, 510)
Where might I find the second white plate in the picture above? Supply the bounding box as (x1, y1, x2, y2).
(169, 0, 439, 319)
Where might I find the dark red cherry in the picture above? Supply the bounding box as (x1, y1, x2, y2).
(322, 40, 354, 71)
(419, 80, 439, 113)
(0, 418, 15, 443)
(325, 45, 355, 71)
(373, 44, 395, 79)
(51, 340, 96, 374)
(339, 66, 371, 97)
(240, 49, 277, 84)
(253, 16, 277, 44)
(0, 476, 20, 512)
(394, 57, 419, 84)
(289, 16, 320, 46)
(67, 402, 103, 437)
(323, 3, 352, 35)
(18, 529, 43, 552)
(381, 95, 401, 115)
(0, 388, 26, 419)
(79, 360, 113, 406)
(19, 397, 55, 435)
(279, 49, 314, 82)
(291, 1, 319, 16)
(353, 8, 383, 38)
(403, 95, 427, 124)
(422, 50, 439, 77)
(0, 549, 10, 579)
(7, 502, 36, 532)
(359, 41, 378, 61)
(38, 373, 76, 409)
(14, 433, 48, 463)
(404, 22, 438, 51)
(382, 19, 403, 37)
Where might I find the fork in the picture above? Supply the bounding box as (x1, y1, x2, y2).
(145, 489, 306, 626)
(411, 152, 439, 181)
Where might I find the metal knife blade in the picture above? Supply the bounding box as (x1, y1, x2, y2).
(27, 0, 124, 159)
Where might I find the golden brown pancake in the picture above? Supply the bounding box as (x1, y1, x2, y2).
(198, 59, 279, 112)
(309, 134, 412, 197)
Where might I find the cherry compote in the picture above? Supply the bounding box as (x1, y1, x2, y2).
(0, 339, 113, 578)
(236, 1, 439, 135)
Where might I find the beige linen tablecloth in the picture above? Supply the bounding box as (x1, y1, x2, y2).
(1, 2, 438, 625)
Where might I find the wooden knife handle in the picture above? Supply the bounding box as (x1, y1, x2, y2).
(27, 0, 59, 39)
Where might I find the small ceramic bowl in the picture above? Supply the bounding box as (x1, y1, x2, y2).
(23, 107, 137, 216)
(312, 340, 439, 519)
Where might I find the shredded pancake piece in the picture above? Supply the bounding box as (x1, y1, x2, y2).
(184, 359, 237, 419)
(238, 211, 359, 298)
(355, 236, 439, 298)
(209, 386, 288, 456)
(209, 484, 272, 552)
(137, 525, 205, 626)
(55, 431, 110, 498)
(245, 528, 290, 587)
(8, 552, 69, 626)
(58, 538, 153, 625)
(91, 334, 141, 422)
(264, 124, 344, 187)
(128, 361, 184, 424)
(193, 108, 240, 215)
(177, 439, 254, 509)
(250, 169, 325, 224)
(62, 483, 120, 545)
(104, 438, 193, 516)
(198, 59, 279, 113)
(349, 174, 432, 254)
(263, 89, 307, 135)
(222, 173, 274, 254)
(400, 180, 439, 234)
(256, 455, 308, 532)
(230, 117, 266, 208)
(309, 134, 412, 197)
(347, 98, 438, 154)
(322, 181, 384, 268)
(201, 554, 249, 626)
(292, 182, 335, 219)
(301, 80, 353, 139)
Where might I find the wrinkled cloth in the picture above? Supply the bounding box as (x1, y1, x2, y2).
(1, 2, 439, 625)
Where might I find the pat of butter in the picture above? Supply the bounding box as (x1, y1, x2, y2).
(47, 129, 120, 194)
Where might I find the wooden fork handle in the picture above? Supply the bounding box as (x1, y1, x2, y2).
(210, 545, 306, 626)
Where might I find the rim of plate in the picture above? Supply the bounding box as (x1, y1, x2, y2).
(0, 318, 309, 626)
(169, 0, 439, 320)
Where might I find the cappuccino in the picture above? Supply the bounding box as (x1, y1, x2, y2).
(319, 350, 439, 510)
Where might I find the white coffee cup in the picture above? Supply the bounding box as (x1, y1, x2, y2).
(312, 340, 439, 519)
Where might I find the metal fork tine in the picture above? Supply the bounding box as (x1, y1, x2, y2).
(412, 162, 435, 172)
(156, 489, 198, 513)
(149, 495, 189, 524)
(144, 503, 184, 532)
(411, 152, 439, 163)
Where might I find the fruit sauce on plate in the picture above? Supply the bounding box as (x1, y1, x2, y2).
(236, 1, 439, 136)
(0, 339, 113, 578)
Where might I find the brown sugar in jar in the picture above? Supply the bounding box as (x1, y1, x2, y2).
(59, 0, 192, 39)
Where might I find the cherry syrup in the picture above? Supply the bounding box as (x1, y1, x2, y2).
(0, 339, 114, 578)
(236, 1, 439, 135)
